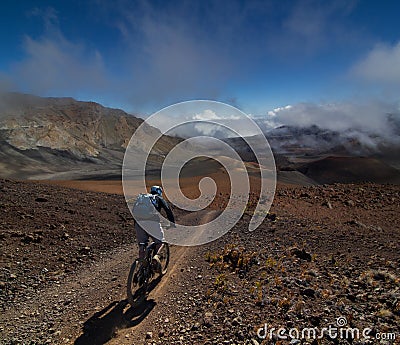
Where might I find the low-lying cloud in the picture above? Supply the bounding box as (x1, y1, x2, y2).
(258, 100, 400, 152)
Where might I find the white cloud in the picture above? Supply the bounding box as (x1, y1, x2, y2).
(264, 100, 400, 149)
(13, 35, 107, 95)
(351, 41, 400, 84)
(8, 8, 108, 98)
(267, 105, 292, 117)
(193, 109, 240, 121)
(193, 110, 220, 121)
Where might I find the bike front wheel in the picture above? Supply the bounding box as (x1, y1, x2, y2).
(126, 259, 147, 307)
(158, 243, 170, 275)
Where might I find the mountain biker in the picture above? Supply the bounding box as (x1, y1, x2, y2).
(133, 185, 175, 272)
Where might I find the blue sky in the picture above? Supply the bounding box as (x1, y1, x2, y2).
(0, 0, 399, 116)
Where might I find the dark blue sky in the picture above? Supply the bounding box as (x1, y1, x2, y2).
(1, 0, 399, 115)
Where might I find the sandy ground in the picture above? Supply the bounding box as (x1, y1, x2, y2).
(1, 176, 399, 345)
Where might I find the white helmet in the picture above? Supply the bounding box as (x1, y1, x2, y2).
(150, 185, 162, 196)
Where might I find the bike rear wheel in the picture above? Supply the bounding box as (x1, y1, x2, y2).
(126, 259, 147, 307)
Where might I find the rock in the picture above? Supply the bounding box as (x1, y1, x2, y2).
(145, 331, 153, 339)
(21, 235, 35, 244)
(346, 219, 367, 228)
(35, 197, 48, 202)
(301, 288, 316, 298)
(232, 316, 243, 326)
(203, 312, 213, 327)
(322, 200, 333, 209)
(192, 322, 200, 331)
(290, 248, 312, 262)
(79, 246, 91, 255)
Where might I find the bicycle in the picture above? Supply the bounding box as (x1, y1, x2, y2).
(126, 241, 170, 307)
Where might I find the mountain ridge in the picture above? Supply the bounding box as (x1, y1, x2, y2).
(0, 92, 180, 179)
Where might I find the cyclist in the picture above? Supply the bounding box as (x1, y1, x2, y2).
(133, 185, 175, 273)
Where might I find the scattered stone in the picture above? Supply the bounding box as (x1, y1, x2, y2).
(79, 246, 91, 255)
(204, 312, 213, 327)
(301, 288, 316, 298)
(290, 248, 312, 262)
(35, 197, 48, 202)
(232, 316, 242, 326)
(21, 235, 35, 244)
(322, 200, 333, 209)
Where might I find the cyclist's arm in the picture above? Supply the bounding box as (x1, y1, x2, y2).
(158, 197, 175, 224)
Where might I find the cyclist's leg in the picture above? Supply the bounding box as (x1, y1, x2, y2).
(134, 222, 149, 260)
(153, 222, 165, 254)
(141, 221, 164, 252)
(148, 222, 165, 273)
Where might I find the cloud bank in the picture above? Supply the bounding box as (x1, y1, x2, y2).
(258, 100, 400, 151)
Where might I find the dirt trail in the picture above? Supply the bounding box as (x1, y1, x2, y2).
(1, 210, 219, 344)
(106, 210, 220, 345)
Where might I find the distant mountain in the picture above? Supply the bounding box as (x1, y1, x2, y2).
(0, 93, 180, 179)
(1, 93, 398, 185)
(266, 125, 364, 156)
(225, 124, 400, 184)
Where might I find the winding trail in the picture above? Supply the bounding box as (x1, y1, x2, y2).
(2, 209, 220, 344)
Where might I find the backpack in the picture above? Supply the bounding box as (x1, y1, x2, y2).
(132, 193, 159, 220)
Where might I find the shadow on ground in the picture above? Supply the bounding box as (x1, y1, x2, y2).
(74, 277, 163, 345)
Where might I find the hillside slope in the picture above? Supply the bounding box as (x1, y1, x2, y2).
(0, 93, 180, 179)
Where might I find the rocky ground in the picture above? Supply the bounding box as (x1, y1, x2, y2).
(0, 179, 399, 344)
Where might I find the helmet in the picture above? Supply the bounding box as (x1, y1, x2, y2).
(150, 185, 163, 196)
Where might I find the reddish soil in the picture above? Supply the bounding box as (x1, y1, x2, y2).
(1, 178, 399, 344)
